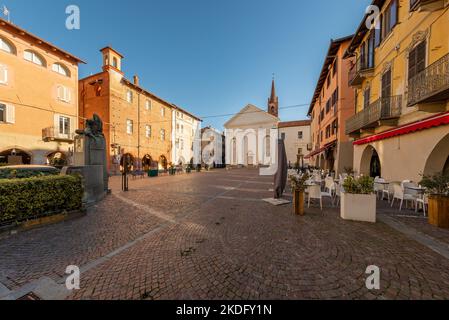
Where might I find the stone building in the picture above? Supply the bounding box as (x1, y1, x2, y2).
(79, 47, 175, 174)
(345, 0, 449, 181)
(0, 18, 83, 165)
(278, 120, 312, 168)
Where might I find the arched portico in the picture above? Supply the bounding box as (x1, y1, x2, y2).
(359, 145, 382, 178)
(423, 132, 449, 176)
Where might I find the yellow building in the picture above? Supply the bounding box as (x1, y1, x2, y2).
(79, 47, 174, 174)
(345, 0, 449, 182)
(0, 18, 83, 165)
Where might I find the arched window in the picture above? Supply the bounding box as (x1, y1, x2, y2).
(0, 37, 16, 54)
(24, 50, 46, 67)
(265, 136, 271, 157)
(52, 63, 70, 77)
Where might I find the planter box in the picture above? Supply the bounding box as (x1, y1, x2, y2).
(148, 170, 159, 177)
(428, 195, 449, 229)
(341, 192, 376, 223)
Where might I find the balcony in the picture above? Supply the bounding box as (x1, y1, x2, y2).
(410, 0, 446, 11)
(42, 127, 75, 143)
(408, 53, 449, 107)
(346, 95, 403, 135)
(348, 55, 375, 87)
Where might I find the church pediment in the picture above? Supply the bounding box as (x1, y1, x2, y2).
(224, 104, 279, 128)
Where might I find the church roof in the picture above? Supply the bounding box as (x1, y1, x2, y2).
(224, 104, 279, 128)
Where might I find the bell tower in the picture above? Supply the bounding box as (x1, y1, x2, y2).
(268, 76, 279, 117)
(100, 46, 124, 73)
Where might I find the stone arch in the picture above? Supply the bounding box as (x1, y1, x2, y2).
(423, 132, 449, 176)
(0, 147, 32, 165)
(178, 156, 186, 166)
(46, 151, 67, 167)
(360, 144, 382, 178)
(159, 155, 168, 170)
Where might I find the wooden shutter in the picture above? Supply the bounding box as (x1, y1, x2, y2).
(6, 104, 15, 123)
(382, 70, 391, 98)
(416, 41, 426, 75)
(408, 41, 426, 80)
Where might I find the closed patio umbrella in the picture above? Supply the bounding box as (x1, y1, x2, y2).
(274, 139, 288, 199)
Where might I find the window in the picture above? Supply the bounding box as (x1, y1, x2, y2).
(145, 125, 152, 138)
(298, 148, 303, 155)
(0, 64, 8, 84)
(145, 100, 152, 110)
(57, 86, 71, 103)
(160, 129, 166, 141)
(24, 50, 46, 67)
(180, 139, 184, 150)
(126, 119, 133, 135)
(0, 37, 15, 54)
(281, 133, 286, 140)
(112, 57, 118, 68)
(265, 136, 271, 157)
(382, 0, 398, 39)
(59, 116, 70, 135)
(181, 125, 184, 134)
(0, 103, 14, 123)
(0, 103, 5, 122)
(326, 75, 330, 88)
(326, 100, 331, 114)
(333, 60, 338, 77)
(126, 90, 133, 103)
(52, 63, 70, 77)
(298, 131, 303, 140)
(375, 16, 382, 47)
(408, 41, 426, 80)
(326, 125, 331, 139)
(382, 69, 392, 99)
(161, 107, 165, 117)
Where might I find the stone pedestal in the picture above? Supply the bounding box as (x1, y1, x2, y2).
(74, 135, 109, 193)
(65, 166, 105, 206)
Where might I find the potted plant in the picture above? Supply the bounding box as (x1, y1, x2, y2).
(420, 173, 449, 228)
(289, 173, 309, 216)
(341, 176, 376, 223)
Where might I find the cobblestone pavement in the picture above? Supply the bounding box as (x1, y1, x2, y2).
(1, 168, 449, 300)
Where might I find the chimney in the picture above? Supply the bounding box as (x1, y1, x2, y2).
(133, 75, 139, 86)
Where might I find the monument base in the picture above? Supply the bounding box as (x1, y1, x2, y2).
(64, 165, 107, 207)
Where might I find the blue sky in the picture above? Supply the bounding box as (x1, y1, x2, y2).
(3, 0, 370, 130)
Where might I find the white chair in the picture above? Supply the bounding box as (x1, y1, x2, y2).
(374, 178, 385, 199)
(334, 183, 342, 206)
(324, 177, 335, 195)
(415, 193, 429, 217)
(403, 181, 419, 209)
(391, 183, 417, 211)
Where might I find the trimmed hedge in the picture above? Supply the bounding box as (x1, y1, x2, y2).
(0, 168, 60, 179)
(0, 175, 83, 224)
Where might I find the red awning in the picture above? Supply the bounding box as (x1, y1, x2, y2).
(354, 111, 449, 146)
(305, 141, 337, 159)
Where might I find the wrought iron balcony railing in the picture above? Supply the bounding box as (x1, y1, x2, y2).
(346, 95, 403, 135)
(408, 53, 449, 106)
(348, 54, 375, 87)
(42, 127, 75, 143)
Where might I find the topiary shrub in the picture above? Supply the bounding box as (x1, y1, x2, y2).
(343, 176, 374, 195)
(0, 175, 83, 224)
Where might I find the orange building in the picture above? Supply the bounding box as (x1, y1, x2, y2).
(79, 47, 174, 174)
(306, 36, 356, 175)
(0, 18, 83, 165)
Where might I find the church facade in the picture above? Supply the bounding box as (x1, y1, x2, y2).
(224, 80, 280, 167)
